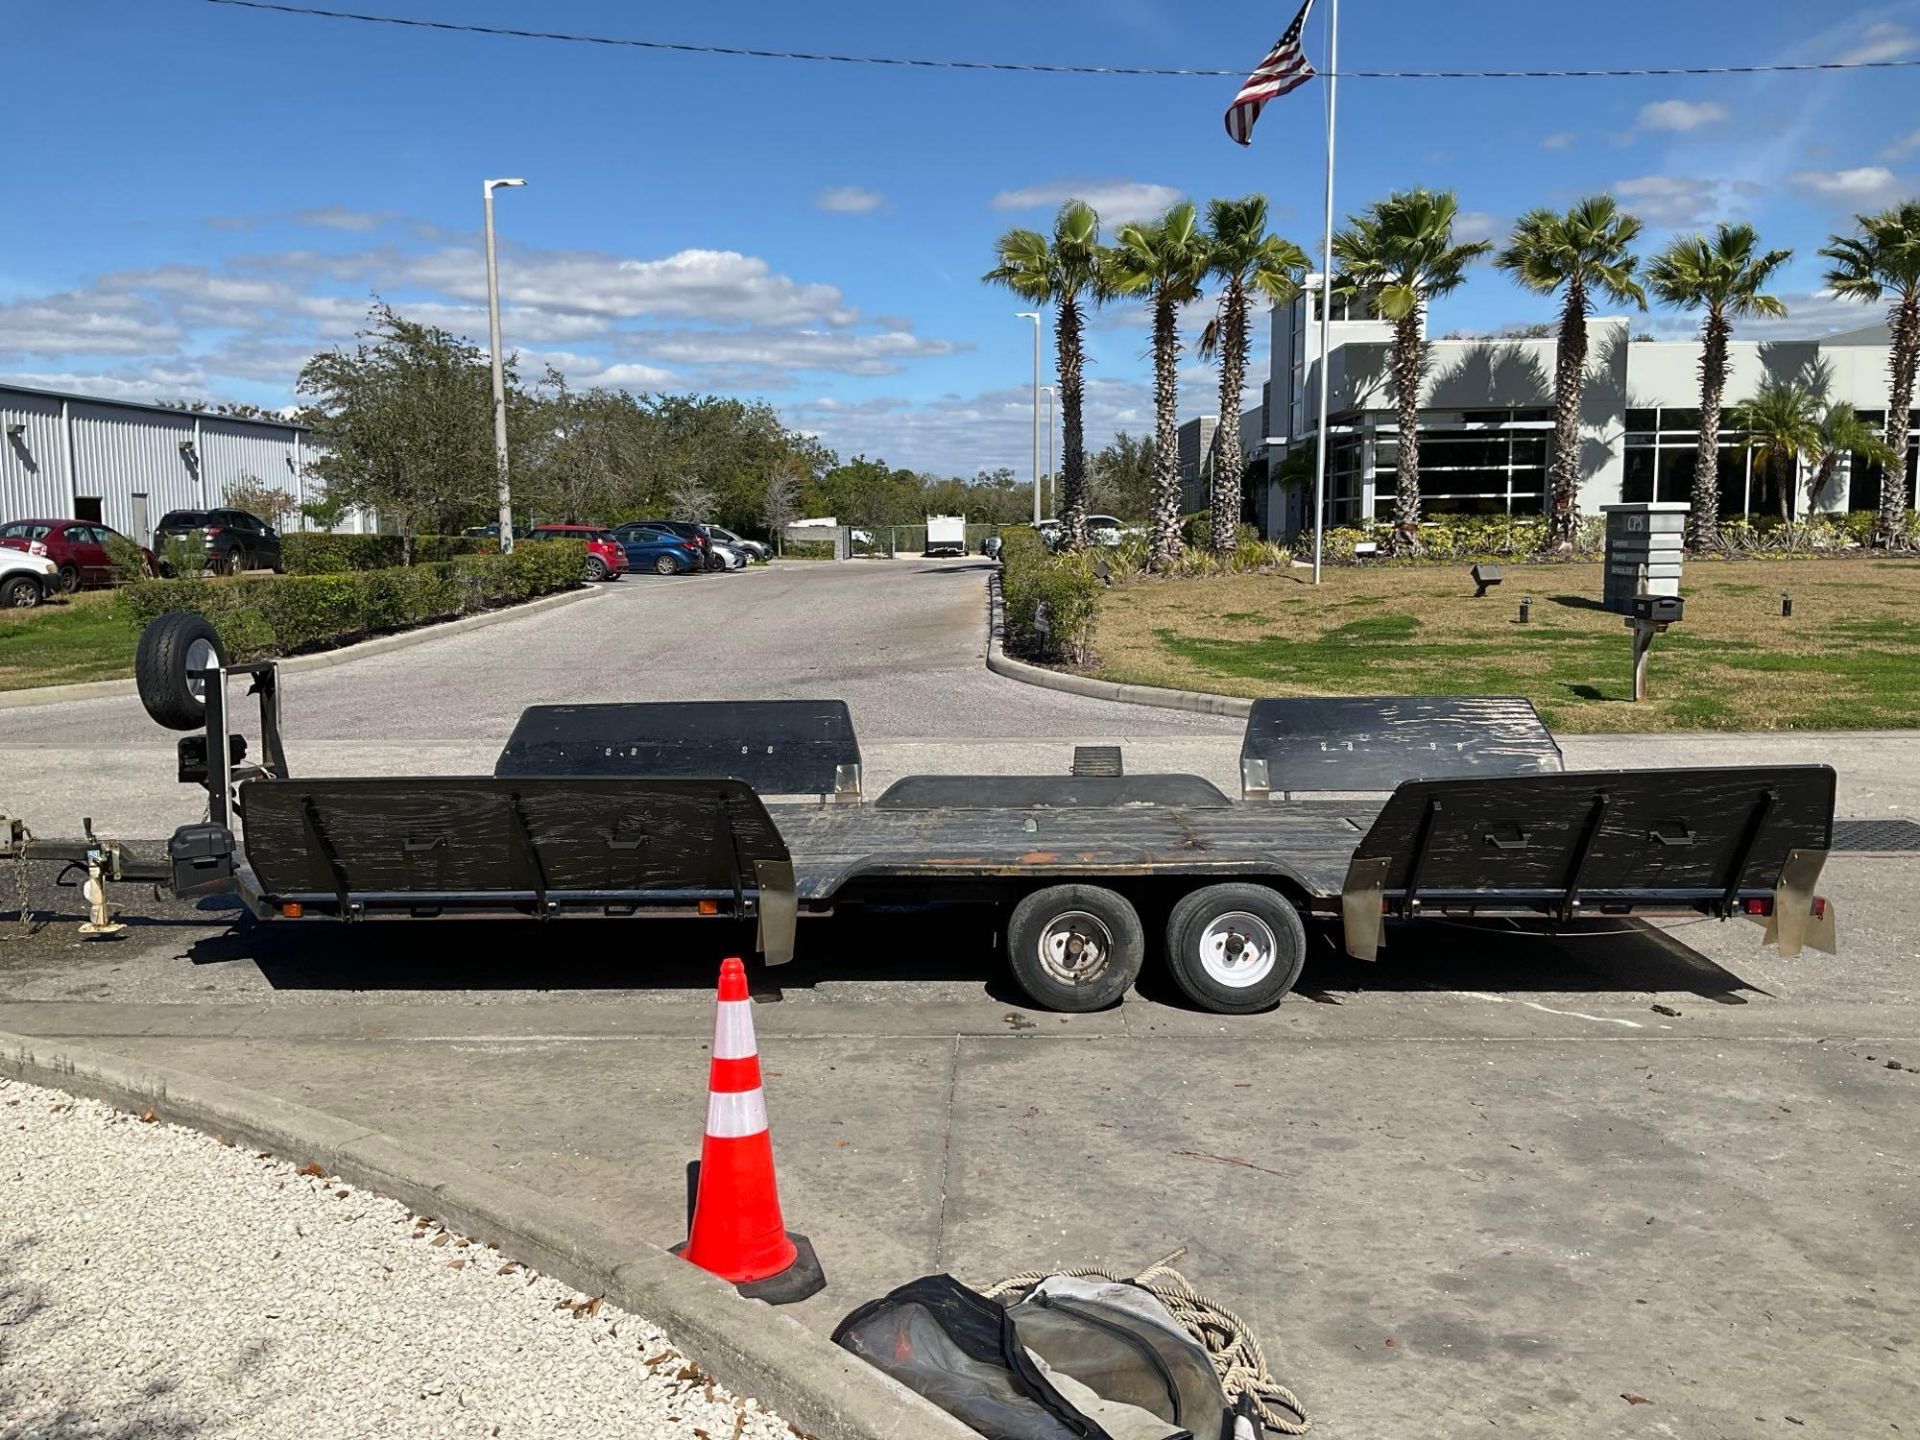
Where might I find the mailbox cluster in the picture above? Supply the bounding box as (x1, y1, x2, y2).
(1600, 502, 1688, 615)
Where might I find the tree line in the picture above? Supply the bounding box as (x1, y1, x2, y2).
(989, 192, 1920, 562)
(282, 301, 1126, 550)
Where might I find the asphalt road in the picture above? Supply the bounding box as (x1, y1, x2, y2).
(2, 559, 1235, 835)
(3, 556, 1918, 1437)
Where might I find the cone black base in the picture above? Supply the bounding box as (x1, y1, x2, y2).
(673, 1232, 826, 1305)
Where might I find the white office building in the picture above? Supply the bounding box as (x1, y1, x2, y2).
(1255, 283, 1915, 539)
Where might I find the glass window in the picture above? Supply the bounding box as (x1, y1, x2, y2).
(1623, 446, 1656, 504)
(1657, 449, 1696, 503)
(1626, 409, 1658, 431)
(1659, 409, 1702, 433)
(0, 523, 23, 540)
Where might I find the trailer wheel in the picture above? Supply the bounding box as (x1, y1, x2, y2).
(1164, 883, 1306, 1014)
(1005, 884, 1144, 1012)
(135, 611, 227, 732)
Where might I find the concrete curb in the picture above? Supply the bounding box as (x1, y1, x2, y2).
(0, 1029, 977, 1440)
(982, 570, 1254, 719)
(0, 584, 601, 711)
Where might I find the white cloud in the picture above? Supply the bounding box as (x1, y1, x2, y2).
(0, 292, 180, 356)
(1834, 22, 1918, 65)
(814, 186, 888, 214)
(1634, 100, 1730, 134)
(1613, 175, 1759, 228)
(1881, 129, 1920, 160)
(296, 206, 389, 232)
(618, 327, 965, 380)
(1539, 132, 1576, 151)
(0, 363, 210, 401)
(1787, 165, 1903, 205)
(991, 180, 1183, 225)
(1453, 211, 1503, 244)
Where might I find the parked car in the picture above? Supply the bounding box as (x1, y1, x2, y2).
(153, 508, 284, 575)
(609, 523, 703, 575)
(0, 519, 156, 590)
(705, 537, 749, 570)
(701, 524, 769, 562)
(637, 518, 714, 564)
(0, 547, 59, 608)
(526, 524, 629, 581)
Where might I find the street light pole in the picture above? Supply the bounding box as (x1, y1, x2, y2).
(484, 177, 526, 553)
(1043, 384, 1057, 520)
(1017, 312, 1042, 524)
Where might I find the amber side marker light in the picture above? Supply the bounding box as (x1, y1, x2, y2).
(697, 899, 720, 916)
(281, 902, 304, 918)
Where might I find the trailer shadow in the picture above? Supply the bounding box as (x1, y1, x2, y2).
(183, 904, 1764, 1011)
(1288, 916, 1767, 1006)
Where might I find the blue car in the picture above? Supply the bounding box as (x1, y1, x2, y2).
(610, 523, 703, 575)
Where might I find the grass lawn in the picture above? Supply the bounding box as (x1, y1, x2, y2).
(0, 591, 137, 692)
(1083, 558, 1920, 733)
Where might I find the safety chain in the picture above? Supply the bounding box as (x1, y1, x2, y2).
(8, 821, 39, 936)
(984, 1248, 1311, 1435)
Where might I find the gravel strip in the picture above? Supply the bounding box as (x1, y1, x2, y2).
(0, 1076, 799, 1440)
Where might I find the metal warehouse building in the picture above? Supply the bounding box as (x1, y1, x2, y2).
(0, 382, 358, 545)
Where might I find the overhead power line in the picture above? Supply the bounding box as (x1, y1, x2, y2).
(200, 0, 1920, 80)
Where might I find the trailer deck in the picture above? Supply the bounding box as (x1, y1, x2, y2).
(1, 614, 1840, 1013)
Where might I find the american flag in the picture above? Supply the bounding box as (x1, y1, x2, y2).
(1224, 0, 1317, 146)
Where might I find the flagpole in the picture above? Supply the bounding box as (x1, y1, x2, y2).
(1310, 0, 1338, 586)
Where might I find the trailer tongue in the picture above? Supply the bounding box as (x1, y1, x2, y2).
(1, 612, 1837, 1014)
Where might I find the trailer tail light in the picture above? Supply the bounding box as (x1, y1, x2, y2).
(1812, 896, 1827, 918)
(1742, 898, 1773, 916)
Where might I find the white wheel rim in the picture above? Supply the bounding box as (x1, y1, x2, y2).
(1037, 911, 1114, 986)
(184, 637, 217, 702)
(1197, 911, 1278, 989)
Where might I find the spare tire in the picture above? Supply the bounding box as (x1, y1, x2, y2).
(136, 611, 227, 731)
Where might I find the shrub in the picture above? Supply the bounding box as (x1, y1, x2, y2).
(119, 539, 582, 659)
(280, 532, 494, 574)
(102, 533, 153, 584)
(1000, 527, 1099, 664)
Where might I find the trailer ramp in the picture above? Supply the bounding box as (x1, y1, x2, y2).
(238, 776, 799, 961)
(1339, 764, 1836, 962)
(1240, 695, 1564, 798)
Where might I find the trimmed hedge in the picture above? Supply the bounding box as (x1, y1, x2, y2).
(120, 540, 583, 659)
(281, 532, 495, 574)
(1000, 527, 1098, 664)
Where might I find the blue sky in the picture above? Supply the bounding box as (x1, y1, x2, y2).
(2, 0, 1916, 475)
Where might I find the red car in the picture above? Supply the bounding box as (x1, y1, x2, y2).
(527, 524, 629, 581)
(0, 518, 157, 591)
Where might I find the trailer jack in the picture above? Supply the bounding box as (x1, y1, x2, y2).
(4, 812, 173, 940)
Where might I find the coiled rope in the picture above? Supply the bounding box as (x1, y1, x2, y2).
(983, 1248, 1310, 1435)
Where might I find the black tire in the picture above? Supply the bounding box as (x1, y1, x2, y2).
(220, 549, 246, 576)
(1163, 882, 1307, 1014)
(653, 554, 678, 576)
(1005, 884, 1145, 1013)
(56, 564, 80, 594)
(586, 555, 610, 581)
(135, 611, 227, 732)
(1, 575, 42, 609)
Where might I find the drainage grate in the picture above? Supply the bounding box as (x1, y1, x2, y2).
(1832, 818, 1920, 854)
(1071, 745, 1124, 778)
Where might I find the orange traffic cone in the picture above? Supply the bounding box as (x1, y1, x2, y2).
(673, 957, 825, 1303)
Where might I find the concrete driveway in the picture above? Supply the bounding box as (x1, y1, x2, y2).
(3, 557, 1917, 1437)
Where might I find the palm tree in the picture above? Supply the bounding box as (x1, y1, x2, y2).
(1105, 202, 1213, 570)
(1821, 200, 1920, 547)
(1199, 196, 1309, 553)
(1494, 197, 1646, 550)
(1730, 379, 1819, 521)
(1810, 401, 1895, 514)
(1331, 190, 1492, 553)
(1645, 223, 1792, 550)
(985, 201, 1105, 552)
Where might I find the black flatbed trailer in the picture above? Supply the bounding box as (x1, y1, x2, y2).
(1, 612, 1839, 1015)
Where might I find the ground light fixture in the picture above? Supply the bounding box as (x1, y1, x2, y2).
(484, 177, 527, 553)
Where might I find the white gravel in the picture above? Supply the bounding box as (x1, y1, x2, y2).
(0, 1076, 799, 1440)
